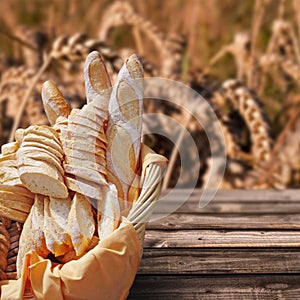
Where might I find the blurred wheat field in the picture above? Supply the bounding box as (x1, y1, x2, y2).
(0, 0, 299, 189)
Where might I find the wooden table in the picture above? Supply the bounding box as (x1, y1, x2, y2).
(128, 189, 300, 299)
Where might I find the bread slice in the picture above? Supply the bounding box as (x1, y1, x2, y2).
(0, 153, 16, 162)
(0, 167, 19, 181)
(62, 126, 107, 144)
(20, 141, 64, 159)
(18, 163, 68, 198)
(60, 129, 107, 148)
(63, 158, 106, 174)
(87, 102, 108, 120)
(63, 164, 107, 185)
(68, 192, 95, 256)
(0, 198, 32, 214)
(23, 125, 61, 145)
(17, 148, 64, 175)
(78, 104, 106, 124)
(0, 184, 34, 198)
(0, 160, 17, 168)
(31, 194, 50, 257)
(0, 190, 33, 203)
(1, 142, 19, 155)
(97, 183, 120, 240)
(44, 196, 72, 257)
(22, 134, 63, 154)
(66, 122, 104, 138)
(63, 147, 106, 164)
(0, 203, 28, 222)
(61, 138, 106, 153)
(69, 105, 102, 122)
(68, 115, 102, 132)
(42, 80, 72, 126)
(14, 128, 24, 144)
(65, 175, 106, 199)
(1, 177, 23, 186)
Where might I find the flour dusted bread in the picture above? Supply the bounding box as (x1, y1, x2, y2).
(106, 54, 143, 210)
(97, 183, 120, 240)
(84, 50, 112, 106)
(44, 196, 72, 256)
(31, 194, 50, 257)
(68, 192, 95, 256)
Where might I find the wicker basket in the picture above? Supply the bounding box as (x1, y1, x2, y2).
(1, 153, 165, 300)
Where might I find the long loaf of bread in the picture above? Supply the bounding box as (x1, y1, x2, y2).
(106, 54, 144, 211)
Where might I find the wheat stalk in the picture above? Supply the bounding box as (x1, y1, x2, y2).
(99, 2, 185, 79)
(221, 79, 273, 164)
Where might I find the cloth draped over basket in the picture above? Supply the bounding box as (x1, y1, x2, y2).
(0, 145, 167, 300)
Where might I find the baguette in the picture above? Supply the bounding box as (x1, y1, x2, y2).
(106, 54, 143, 209)
(44, 196, 72, 256)
(68, 192, 95, 256)
(97, 183, 120, 240)
(84, 51, 112, 108)
(42, 80, 71, 126)
(29, 194, 50, 257)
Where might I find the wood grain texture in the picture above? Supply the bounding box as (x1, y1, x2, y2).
(148, 213, 300, 229)
(138, 248, 300, 274)
(144, 230, 300, 248)
(132, 190, 300, 298)
(129, 275, 300, 299)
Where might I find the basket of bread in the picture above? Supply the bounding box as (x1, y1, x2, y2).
(0, 51, 167, 300)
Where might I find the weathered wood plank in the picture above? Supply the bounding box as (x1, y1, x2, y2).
(148, 213, 300, 229)
(138, 248, 300, 274)
(154, 189, 300, 214)
(154, 200, 300, 214)
(160, 189, 300, 202)
(143, 230, 300, 248)
(129, 275, 300, 299)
